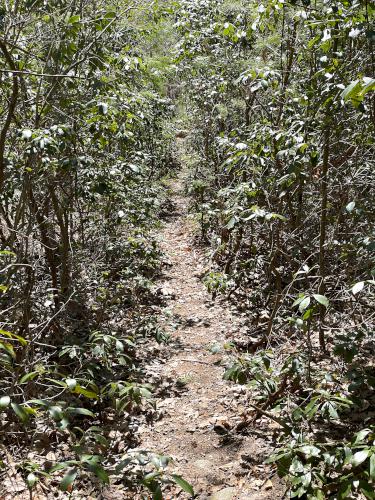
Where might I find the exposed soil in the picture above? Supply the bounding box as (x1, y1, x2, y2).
(131, 166, 284, 499)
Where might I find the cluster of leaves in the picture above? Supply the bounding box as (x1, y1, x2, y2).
(174, 0, 374, 497)
(0, 0, 190, 497)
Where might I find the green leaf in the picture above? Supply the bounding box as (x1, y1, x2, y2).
(45, 378, 67, 388)
(370, 453, 375, 480)
(360, 480, 375, 500)
(152, 485, 162, 500)
(0, 329, 27, 346)
(339, 481, 352, 499)
(292, 295, 305, 307)
(359, 77, 375, 97)
(19, 371, 39, 384)
(303, 308, 313, 320)
(352, 282, 365, 295)
(350, 450, 369, 467)
(81, 456, 109, 484)
(0, 250, 16, 256)
(66, 407, 95, 417)
(328, 403, 339, 420)
(313, 294, 329, 307)
(11, 402, 29, 423)
(26, 472, 38, 488)
(341, 80, 361, 101)
(73, 385, 98, 399)
(226, 217, 237, 229)
(299, 296, 311, 312)
(346, 201, 356, 213)
(0, 396, 10, 409)
(299, 445, 321, 458)
(65, 378, 77, 390)
(354, 429, 371, 444)
(87, 463, 109, 483)
(104, 10, 116, 19)
(60, 468, 78, 491)
(27, 399, 48, 407)
(171, 474, 194, 496)
(49, 405, 64, 420)
(68, 15, 80, 24)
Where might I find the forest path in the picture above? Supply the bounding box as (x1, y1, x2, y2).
(135, 158, 279, 499)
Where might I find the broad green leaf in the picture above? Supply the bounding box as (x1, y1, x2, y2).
(0, 396, 10, 409)
(86, 462, 109, 483)
(81, 455, 109, 484)
(346, 201, 356, 213)
(49, 406, 64, 420)
(73, 385, 98, 399)
(313, 294, 329, 307)
(293, 295, 305, 307)
(299, 296, 311, 313)
(26, 472, 38, 487)
(140, 387, 152, 399)
(68, 15, 80, 24)
(152, 485, 162, 500)
(19, 371, 39, 384)
(339, 481, 352, 499)
(104, 11, 116, 19)
(66, 407, 95, 417)
(60, 468, 78, 491)
(341, 80, 361, 101)
(328, 403, 339, 420)
(11, 402, 29, 423)
(0, 329, 27, 346)
(350, 450, 369, 467)
(65, 378, 77, 390)
(352, 282, 365, 295)
(226, 217, 237, 229)
(360, 481, 375, 500)
(171, 474, 194, 496)
(359, 77, 375, 97)
(303, 308, 313, 320)
(370, 453, 375, 480)
(299, 445, 321, 458)
(354, 429, 371, 444)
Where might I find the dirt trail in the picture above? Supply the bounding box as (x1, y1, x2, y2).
(136, 167, 281, 499)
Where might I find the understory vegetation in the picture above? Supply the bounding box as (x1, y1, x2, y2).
(0, 0, 374, 498)
(179, 0, 375, 498)
(0, 1, 187, 497)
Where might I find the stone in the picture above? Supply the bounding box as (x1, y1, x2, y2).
(209, 487, 237, 500)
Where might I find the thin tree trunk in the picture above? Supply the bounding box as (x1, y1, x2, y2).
(318, 127, 330, 351)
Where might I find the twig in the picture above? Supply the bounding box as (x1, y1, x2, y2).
(179, 358, 213, 365)
(247, 402, 291, 431)
(0, 69, 85, 79)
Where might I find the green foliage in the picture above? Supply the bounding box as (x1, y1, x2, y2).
(1, 0, 374, 496)
(268, 428, 375, 499)
(173, 0, 375, 497)
(0, 0, 184, 496)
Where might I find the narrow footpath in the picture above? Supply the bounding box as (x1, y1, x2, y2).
(135, 165, 282, 499)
